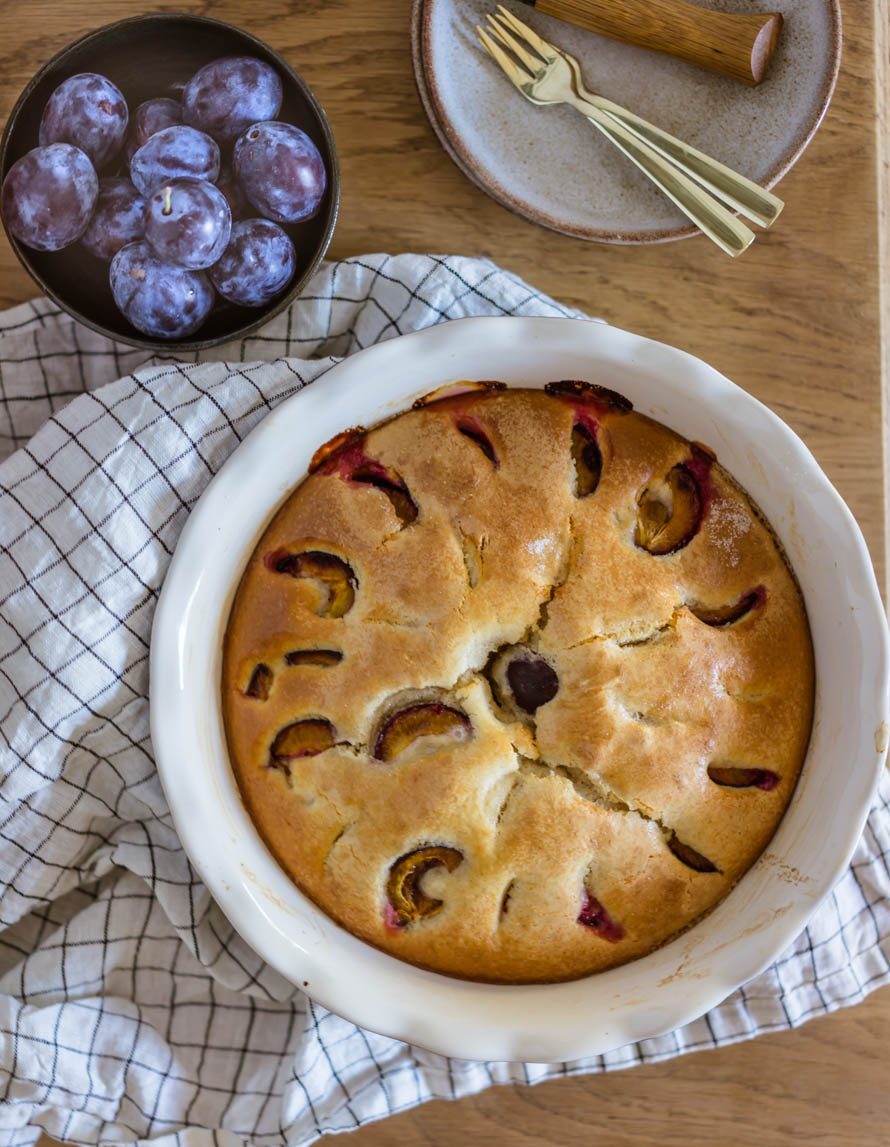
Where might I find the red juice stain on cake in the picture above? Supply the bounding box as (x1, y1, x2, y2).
(569, 417, 603, 497)
(634, 442, 717, 556)
(570, 405, 600, 442)
(414, 385, 502, 466)
(685, 441, 715, 517)
(308, 426, 367, 474)
(707, 763, 780, 790)
(756, 770, 780, 791)
(543, 382, 636, 499)
(451, 411, 499, 466)
(265, 547, 291, 572)
(309, 427, 417, 524)
(383, 901, 402, 932)
(578, 890, 625, 942)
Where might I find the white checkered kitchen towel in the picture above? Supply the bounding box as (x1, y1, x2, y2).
(0, 253, 888, 1147)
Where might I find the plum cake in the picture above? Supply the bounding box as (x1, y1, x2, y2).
(222, 380, 814, 983)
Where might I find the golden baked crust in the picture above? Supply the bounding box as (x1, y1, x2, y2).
(222, 383, 814, 983)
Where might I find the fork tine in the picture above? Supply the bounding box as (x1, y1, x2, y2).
(486, 14, 545, 74)
(495, 5, 558, 60)
(476, 25, 531, 84)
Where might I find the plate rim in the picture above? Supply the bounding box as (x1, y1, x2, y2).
(150, 315, 888, 1062)
(412, 0, 842, 244)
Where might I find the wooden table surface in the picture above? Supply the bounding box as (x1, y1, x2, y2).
(2, 0, 887, 1144)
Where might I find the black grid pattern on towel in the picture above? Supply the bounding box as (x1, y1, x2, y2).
(0, 254, 888, 1147)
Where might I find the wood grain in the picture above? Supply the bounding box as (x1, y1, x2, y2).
(3, 0, 888, 1142)
(533, 0, 781, 85)
(879, 0, 890, 599)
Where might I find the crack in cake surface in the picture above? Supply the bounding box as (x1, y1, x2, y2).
(510, 752, 719, 875)
(567, 605, 685, 650)
(535, 516, 578, 634)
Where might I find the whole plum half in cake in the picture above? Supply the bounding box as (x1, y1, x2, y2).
(222, 384, 814, 983)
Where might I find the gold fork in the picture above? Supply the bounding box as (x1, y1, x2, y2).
(495, 6, 783, 228)
(477, 7, 784, 256)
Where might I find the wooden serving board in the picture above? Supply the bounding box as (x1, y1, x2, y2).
(0, 0, 886, 1142)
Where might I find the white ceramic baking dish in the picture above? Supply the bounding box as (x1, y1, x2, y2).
(150, 316, 889, 1062)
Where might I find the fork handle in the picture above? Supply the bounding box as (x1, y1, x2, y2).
(560, 54, 783, 227)
(518, 0, 782, 85)
(580, 102, 754, 256)
(591, 96, 783, 227)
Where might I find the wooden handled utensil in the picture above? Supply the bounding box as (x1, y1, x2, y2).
(515, 0, 783, 85)
(477, 6, 786, 256)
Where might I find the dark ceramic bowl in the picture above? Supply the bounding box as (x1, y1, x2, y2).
(0, 14, 339, 351)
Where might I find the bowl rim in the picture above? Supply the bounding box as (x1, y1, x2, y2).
(150, 315, 889, 1062)
(0, 12, 340, 352)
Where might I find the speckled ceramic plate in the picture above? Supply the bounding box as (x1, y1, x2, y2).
(411, 0, 841, 243)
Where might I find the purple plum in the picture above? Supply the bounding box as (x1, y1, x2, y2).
(144, 177, 231, 270)
(1, 144, 98, 251)
(209, 218, 296, 306)
(110, 240, 214, 339)
(81, 177, 145, 261)
(233, 121, 326, 223)
(183, 56, 282, 142)
(39, 73, 128, 168)
(126, 97, 183, 160)
(129, 124, 219, 196)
